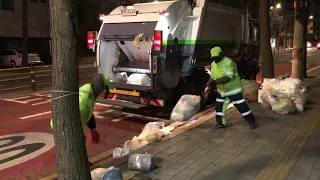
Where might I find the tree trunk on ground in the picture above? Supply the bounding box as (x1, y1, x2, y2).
(22, 0, 28, 66)
(291, 0, 309, 79)
(50, 0, 91, 179)
(259, 0, 274, 78)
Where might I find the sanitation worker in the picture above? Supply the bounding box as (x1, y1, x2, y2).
(50, 73, 111, 145)
(205, 47, 257, 129)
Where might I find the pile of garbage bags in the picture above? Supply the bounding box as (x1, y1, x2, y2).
(113, 122, 178, 159)
(170, 95, 201, 121)
(259, 77, 307, 114)
(114, 72, 151, 86)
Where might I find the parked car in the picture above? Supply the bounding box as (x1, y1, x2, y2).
(317, 42, 320, 49)
(0, 49, 44, 68)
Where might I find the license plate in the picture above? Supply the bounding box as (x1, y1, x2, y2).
(109, 89, 140, 96)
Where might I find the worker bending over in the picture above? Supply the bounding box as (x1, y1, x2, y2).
(205, 47, 257, 129)
(50, 73, 111, 145)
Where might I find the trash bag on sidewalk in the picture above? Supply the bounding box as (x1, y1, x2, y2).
(128, 154, 156, 172)
(113, 146, 130, 159)
(242, 80, 260, 102)
(124, 136, 149, 151)
(138, 122, 165, 142)
(127, 73, 151, 86)
(91, 168, 107, 180)
(170, 95, 201, 121)
(102, 167, 123, 180)
(272, 97, 296, 114)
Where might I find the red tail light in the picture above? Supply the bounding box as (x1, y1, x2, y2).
(87, 32, 95, 49)
(154, 30, 162, 51)
(18, 54, 22, 58)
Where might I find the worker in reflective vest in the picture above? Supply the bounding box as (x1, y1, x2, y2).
(205, 47, 257, 129)
(50, 73, 112, 144)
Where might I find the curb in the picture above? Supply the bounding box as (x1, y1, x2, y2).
(38, 106, 216, 180)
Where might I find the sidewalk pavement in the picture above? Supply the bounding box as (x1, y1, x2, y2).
(94, 78, 320, 180)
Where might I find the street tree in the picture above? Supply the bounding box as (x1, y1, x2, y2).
(50, 0, 91, 179)
(291, 0, 309, 79)
(259, 0, 274, 78)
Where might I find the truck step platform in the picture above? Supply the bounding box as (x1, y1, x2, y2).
(96, 98, 147, 109)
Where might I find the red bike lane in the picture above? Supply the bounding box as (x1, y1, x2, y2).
(0, 93, 147, 180)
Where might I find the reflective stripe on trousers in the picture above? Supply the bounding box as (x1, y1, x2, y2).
(215, 92, 254, 125)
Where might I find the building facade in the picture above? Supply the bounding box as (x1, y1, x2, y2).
(0, 0, 51, 64)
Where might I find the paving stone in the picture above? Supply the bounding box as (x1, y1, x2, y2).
(170, 174, 192, 180)
(151, 173, 173, 180)
(178, 167, 199, 178)
(199, 164, 224, 177)
(161, 167, 181, 176)
(191, 173, 215, 180)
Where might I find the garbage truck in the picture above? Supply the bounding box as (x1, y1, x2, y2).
(93, 0, 260, 109)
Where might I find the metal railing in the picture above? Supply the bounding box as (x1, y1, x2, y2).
(272, 48, 293, 55)
(0, 64, 97, 95)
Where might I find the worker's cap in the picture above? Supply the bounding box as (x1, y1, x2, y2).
(210, 46, 222, 57)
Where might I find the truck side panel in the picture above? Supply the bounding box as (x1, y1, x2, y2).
(194, 3, 244, 66)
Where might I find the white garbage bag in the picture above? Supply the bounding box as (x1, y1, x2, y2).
(113, 147, 130, 159)
(115, 72, 128, 83)
(91, 168, 107, 180)
(124, 136, 149, 151)
(138, 122, 165, 143)
(127, 73, 151, 86)
(242, 80, 260, 101)
(128, 154, 155, 172)
(170, 95, 201, 121)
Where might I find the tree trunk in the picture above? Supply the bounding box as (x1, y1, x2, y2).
(259, 0, 274, 78)
(50, 0, 91, 179)
(22, 0, 28, 66)
(291, 0, 309, 79)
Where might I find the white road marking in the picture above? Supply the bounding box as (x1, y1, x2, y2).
(95, 103, 112, 108)
(279, 59, 287, 61)
(12, 96, 31, 100)
(0, 132, 54, 171)
(307, 64, 320, 73)
(111, 114, 134, 122)
(3, 97, 30, 104)
(34, 93, 52, 98)
(19, 111, 52, 120)
(25, 98, 42, 102)
(31, 100, 52, 106)
(93, 110, 115, 119)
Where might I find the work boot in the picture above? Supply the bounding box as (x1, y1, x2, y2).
(248, 119, 257, 129)
(213, 124, 226, 129)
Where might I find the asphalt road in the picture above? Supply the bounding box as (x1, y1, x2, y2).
(0, 64, 97, 95)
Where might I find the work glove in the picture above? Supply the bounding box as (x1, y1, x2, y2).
(204, 87, 211, 94)
(91, 129, 100, 144)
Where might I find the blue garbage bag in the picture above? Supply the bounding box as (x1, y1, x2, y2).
(102, 167, 123, 180)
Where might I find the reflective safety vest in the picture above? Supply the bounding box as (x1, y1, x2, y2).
(210, 57, 243, 97)
(50, 84, 96, 129)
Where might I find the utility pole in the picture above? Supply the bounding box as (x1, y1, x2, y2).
(259, 0, 274, 78)
(291, 0, 309, 79)
(50, 0, 91, 179)
(22, 0, 28, 66)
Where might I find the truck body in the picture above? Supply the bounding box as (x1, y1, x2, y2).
(94, 0, 260, 109)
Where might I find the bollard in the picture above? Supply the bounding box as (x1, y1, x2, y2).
(30, 65, 36, 91)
